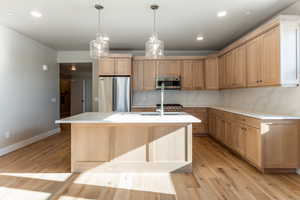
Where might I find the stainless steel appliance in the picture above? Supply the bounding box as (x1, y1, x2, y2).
(98, 76, 131, 112)
(156, 76, 181, 90)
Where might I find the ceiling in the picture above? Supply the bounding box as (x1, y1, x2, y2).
(0, 0, 298, 51)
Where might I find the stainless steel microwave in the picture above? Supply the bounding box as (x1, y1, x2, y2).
(156, 76, 181, 90)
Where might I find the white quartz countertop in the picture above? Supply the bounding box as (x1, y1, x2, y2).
(132, 105, 300, 120)
(210, 106, 300, 120)
(55, 112, 201, 124)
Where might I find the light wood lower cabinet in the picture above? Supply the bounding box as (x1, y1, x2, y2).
(183, 108, 208, 136)
(208, 108, 299, 172)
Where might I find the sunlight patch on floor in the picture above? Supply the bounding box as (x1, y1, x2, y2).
(0, 173, 72, 181)
(0, 187, 50, 200)
(74, 172, 176, 195)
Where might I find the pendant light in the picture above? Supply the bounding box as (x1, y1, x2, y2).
(90, 3, 109, 59)
(145, 5, 164, 58)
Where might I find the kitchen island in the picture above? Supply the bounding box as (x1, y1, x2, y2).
(56, 112, 200, 173)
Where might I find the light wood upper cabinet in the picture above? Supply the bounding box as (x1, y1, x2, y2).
(181, 61, 194, 90)
(233, 46, 246, 88)
(225, 52, 234, 88)
(205, 58, 219, 90)
(99, 57, 132, 76)
(157, 60, 181, 77)
(143, 60, 157, 90)
(181, 60, 205, 90)
(115, 58, 132, 75)
(132, 60, 144, 91)
(246, 36, 263, 87)
(218, 56, 226, 89)
(261, 26, 281, 86)
(98, 58, 115, 75)
(193, 60, 205, 90)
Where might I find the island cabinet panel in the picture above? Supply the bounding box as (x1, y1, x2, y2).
(204, 57, 219, 90)
(70, 123, 193, 173)
(149, 126, 187, 162)
(157, 60, 181, 77)
(111, 127, 149, 162)
(143, 60, 157, 90)
(71, 124, 111, 163)
(246, 126, 262, 167)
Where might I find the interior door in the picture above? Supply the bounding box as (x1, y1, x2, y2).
(71, 80, 84, 115)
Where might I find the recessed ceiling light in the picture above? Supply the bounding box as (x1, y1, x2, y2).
(196, 36, 204, 41)
(71, 65, 77, 71)
(30, 10, 43, 18)
(217, 11, 227, 18)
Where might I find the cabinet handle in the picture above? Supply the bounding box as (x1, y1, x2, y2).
(256, 80, 259, 83)
(242, 127, 247, 131)
(260, 80, 263, 83)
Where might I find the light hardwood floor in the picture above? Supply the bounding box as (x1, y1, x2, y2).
(0, 129, 299, 200)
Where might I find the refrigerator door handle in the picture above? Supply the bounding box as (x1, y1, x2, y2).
(112, 77, 117, 112)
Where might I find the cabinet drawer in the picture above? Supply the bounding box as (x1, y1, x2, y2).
(131, 107, 156, 112)
(231, 114, 261, 128)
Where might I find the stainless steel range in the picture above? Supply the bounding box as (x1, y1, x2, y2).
(156, 104, 183, 112)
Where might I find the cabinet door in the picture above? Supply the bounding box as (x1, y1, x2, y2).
(181, 61, 194, 90)
(225, 121, 233, 148)
(193, 60, 205, 90)
(157, 60, 181, 76)
(205, 58, 219, 90)
(233, 46, 246, 88)
(246, 37, 262, 87)
(231, 122, 246, 156)
(261, 27, 281, 86)
(98, 58, 115, 75)
(143, 60, 157, 90)
(115, 58, 132, 75)
(245, 127, 261, 167)
(132, 61, 144, 91)
(216, 117, 226, 142)
(184, 108, 208, 135)
(225, 52, 234, 88)
(218, 56, 226, 89)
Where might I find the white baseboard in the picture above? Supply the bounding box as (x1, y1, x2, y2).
(297, 169, 300, 175)
(0, 128, 61, 156)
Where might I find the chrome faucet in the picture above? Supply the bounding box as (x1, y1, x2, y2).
(160, 83, 165, 116)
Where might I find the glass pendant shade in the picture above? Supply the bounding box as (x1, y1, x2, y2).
(90, 34, 109, 59)
(90, 4, 109, 59)
(145, 5, 164, 58)
(145, 35, 164, 58)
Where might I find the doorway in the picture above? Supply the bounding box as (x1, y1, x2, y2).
(59, 63, 93, 118)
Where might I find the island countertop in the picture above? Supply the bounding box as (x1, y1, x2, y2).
(55, 112, 201, 124)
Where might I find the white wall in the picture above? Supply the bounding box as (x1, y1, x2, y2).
(0, 25, 59, 149)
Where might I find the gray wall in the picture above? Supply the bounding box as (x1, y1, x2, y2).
(0, 25, 59, 149)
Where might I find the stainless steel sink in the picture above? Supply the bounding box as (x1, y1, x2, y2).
(140, 112, 184, 116)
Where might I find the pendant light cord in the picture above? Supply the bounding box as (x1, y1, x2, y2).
(98, 9, 102, 37)
(153, 9, 157, 37)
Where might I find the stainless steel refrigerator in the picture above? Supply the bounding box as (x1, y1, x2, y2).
(98, 76, 131, 112)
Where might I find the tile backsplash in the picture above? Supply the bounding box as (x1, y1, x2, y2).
(133, 90, 222, 107)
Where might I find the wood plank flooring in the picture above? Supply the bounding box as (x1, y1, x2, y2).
(0, 129, 299, 200)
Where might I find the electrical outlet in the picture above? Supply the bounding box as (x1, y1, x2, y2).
(4, 131, 10, 139)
